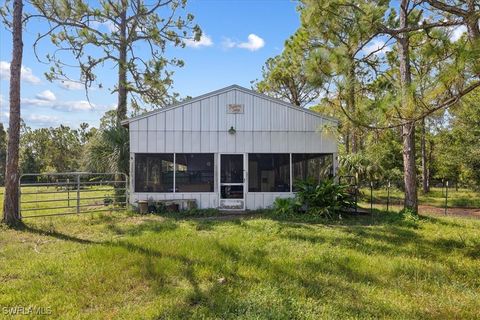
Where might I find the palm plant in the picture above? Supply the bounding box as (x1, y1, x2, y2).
(82, 125, 129, 174)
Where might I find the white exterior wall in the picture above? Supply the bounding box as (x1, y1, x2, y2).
(127, 86, 338, 210)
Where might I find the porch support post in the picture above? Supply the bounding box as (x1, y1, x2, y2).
(289, 153, 293, 193)
(173, 153, 176, 193)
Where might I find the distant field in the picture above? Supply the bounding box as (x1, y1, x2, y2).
(358, 187, 480, 212)
(0, 185, 121, 218)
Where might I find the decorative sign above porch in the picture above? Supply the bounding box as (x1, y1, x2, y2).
(227, 104, 244, 114)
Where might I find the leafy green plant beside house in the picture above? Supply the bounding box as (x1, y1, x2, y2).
(273, 179, 352, 219)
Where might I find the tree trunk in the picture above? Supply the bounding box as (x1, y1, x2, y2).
(402, 123, 417, 210)
(421, 118, 429, 193)
(116, 2, 128, 125)
(345, 127, 350, 154)
(347, 57, 358, 153)
(466, 1, 480, 42)
(398, 0, 418, 212)
(3, 0, 23, 226)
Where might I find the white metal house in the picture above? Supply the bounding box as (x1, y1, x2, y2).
(122, 85, 338, 210)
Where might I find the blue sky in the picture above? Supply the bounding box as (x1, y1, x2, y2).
(0, 0, 300, 129)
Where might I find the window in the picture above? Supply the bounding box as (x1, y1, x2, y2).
(292, 154, 334, 189)
(135, 154, 174, 192)
(248, 154, 290, 192)
(175, 154, 214, 192)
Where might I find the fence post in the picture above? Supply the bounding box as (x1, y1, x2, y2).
(370, 181, 373, 214)
(18, 175, 22, 219)
(445, 180, 448, 215)
(354, 179, 358, 214)
(76, 174, 80, 214)
(386, 180, 390, 212)
(67, 178, 70, 207)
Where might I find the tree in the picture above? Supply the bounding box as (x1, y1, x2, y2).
(33, 0, 201, 124)
(254, 30, 320, 107)
(2, 0, 23, 225)
(432, 90, 480, 187)
(0, 124, 7, 185)
(293, 0, 480, 212)
(82, 111, 129, 174)
(298, 0, 389, 153)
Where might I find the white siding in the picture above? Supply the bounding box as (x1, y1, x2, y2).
(129, 87, 338, 154)
(128, 85, 338, 209)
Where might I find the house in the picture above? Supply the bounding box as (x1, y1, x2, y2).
(122, 85, 338, 210)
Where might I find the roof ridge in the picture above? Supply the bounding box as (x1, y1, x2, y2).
(121, 84, 338, 125)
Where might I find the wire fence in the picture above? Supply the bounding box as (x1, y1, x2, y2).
(350, 178, 473, 215)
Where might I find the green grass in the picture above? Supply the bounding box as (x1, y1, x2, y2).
(359, 187, 480, 210)
(1, 211, 479, 319)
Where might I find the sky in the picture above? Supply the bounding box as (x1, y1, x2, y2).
(0, 0, 301, 129)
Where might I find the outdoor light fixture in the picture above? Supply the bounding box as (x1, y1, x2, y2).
(228, 126, 236, 135)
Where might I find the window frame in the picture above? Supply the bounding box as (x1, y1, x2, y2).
(134, 153, 215, 193)
(247, 153, 335, 193)
(174, 153, 215, 193)
(247, 153, 292, 193)
(134, 153, 175, 193)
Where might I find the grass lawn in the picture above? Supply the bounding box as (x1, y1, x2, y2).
(1, 210, 479, 319)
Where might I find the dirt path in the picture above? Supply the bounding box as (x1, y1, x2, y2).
(419, 205, 480, 219)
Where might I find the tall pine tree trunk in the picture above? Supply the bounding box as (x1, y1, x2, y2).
(347, 57, 358, 153)
(116, 2, 128, 125)
(466, 0, 480, 41)
(3, 0, 23, 225)
(345, 128, 350, 154)
(398, 0, 418, 212)
(421, 118, 430, 193)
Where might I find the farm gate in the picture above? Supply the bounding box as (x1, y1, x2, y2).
(17, 172, 128, 218)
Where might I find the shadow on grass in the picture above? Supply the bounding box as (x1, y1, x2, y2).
(13, 209, 480, 318)
(14, 222, 97, 245)
(106, 218, 178, 236)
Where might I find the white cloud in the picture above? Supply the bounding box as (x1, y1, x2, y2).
(59, 80, 84, 91)
(0, 95, 6, 120)
(363, 39, 392, 56)
(65, 100, 93, 111)
(222, 34, 265, 51)
(184, 34, 213, 48)
(23, 91, 94, 111)
(36, 90, 56, 101)
(0, 61, 41, 84)
(1, 112, 9, 123)
(238, 34, 265, 51)
(450, 25, 467, 42)
(26, 114, 61, 126)
(222, 37, 236, 49)
(90, 20, 116, 32)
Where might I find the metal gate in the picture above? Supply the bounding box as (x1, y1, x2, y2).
(19, 172, 128, 218)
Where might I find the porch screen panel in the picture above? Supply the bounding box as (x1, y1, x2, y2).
(292, 153, 334, 189)
(248, 154, 290, 192)
(135, 154, 174, 192)
(175, 153, 214, 192)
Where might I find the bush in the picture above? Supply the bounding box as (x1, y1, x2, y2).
(273, 178, 352, 219)
(399, 208, 419, 228)
(272, 197, 298, 216)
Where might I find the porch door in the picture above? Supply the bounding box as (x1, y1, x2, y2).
(219, 154, 245, 210)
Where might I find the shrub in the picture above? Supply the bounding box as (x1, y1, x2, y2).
(399, 208, 419, 228)
(272, 197, 298, 216)
(273, 178, 352, 219)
